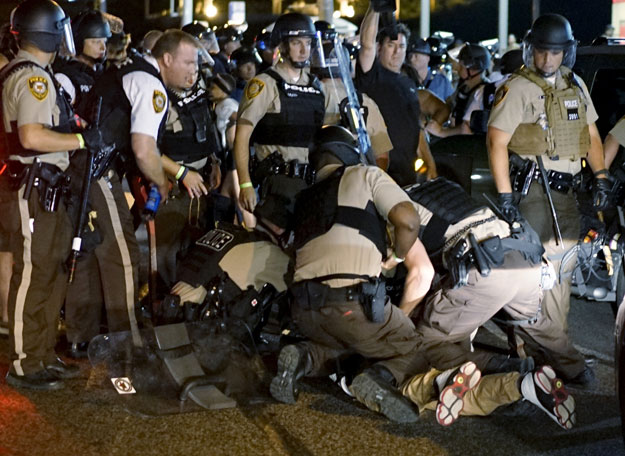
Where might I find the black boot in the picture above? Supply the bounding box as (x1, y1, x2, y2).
(270, 344, 310, 404)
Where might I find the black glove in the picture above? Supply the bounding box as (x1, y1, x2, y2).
(371, 0, 397, 13)
(497, 192, 522, 224)
(80, 126, 106, 152)
(592, 177, 611, 211)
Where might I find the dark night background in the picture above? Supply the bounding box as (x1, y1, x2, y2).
(0, 0, 614, 47)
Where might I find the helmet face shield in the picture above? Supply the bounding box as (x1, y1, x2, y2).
(60, 16, 75, 55)
(284, 30, 320, 69)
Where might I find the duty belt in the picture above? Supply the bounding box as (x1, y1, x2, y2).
(0, 159, 70, 212)
(510, 154, 581, 195)
(251, 151, 315, 186)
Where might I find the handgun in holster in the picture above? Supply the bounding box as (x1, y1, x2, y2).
(360, 278, 386, 323)
(509, 153, 537, 197)
(250, 151, 284, 187)
(469, 233, 491, 277)
(446, 238, 469, 289)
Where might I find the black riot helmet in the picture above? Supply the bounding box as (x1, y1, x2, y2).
(523, 14, 577, 73)
(230, 46, 262, 67)
(310, 125, 361, 170)
(407, 38, 431, 56)
(270, 13, 317, 48)
(215, 24, 243, 45)
(10, 0, 75, 55)
(458, 43, 490, 72)
(72, 10, 111, 56)
(314, 20, 336, 41)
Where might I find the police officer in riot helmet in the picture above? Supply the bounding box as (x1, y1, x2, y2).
(487, 14, 605, 386)
(214, 24, 242, 73)
(0, 0, 106, 390)
(53, 10, 111, 106)
(229, 46, 261, 102)
(404, 38, 453, 102)
(182, 21, 221, 74)
(234, 12, 325, 229)
(426, 43, 490, 137)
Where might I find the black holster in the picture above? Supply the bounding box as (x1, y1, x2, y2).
(5, 160, 71, 212)
(360, 278, 386, 323)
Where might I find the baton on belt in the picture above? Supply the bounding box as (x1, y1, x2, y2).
(536, 156, 564, 248)
(67, 97, 101, 283)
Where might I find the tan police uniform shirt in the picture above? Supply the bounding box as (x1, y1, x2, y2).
(488, 68, 598, 175)
(322, 79, 393, 161)
(2, 50, 70, 170)
(294, 163, 412, 288)
(238, 62, 317, 162)
(220, 239, 291, 292)
(609, 116, 625, 146)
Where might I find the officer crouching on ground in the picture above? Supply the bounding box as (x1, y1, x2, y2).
(270, 126, 428, 423)
(487, 14, 605, 387)
(0, 0, 104, 390)
(234, 13, 325, 228)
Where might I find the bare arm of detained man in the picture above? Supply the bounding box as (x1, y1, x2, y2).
(417, 130, 437, 179)
(398, 238, 434, 316)
(604, 132, 620, 169)
(358, 4, 379, 74)
(233, 121, 256, 212)
(487, 126, 513, 193)
(131, 132, 169, 201)
(585, 123, 607, 176)
(18, 123, 83, 152)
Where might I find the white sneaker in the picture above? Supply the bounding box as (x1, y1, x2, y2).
(521, 365, 576, 430)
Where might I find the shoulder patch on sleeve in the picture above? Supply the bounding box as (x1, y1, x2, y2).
(28, 76, 49, 101)
(245, 78, 265, 100)
(152, 89, 166, 113)
(493, 85, 509, 108)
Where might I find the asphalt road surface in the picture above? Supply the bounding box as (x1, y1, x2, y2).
(0, 292, 622, 456)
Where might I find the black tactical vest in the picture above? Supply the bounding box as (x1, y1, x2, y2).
(251, 69, 325, 148)
(293, 166, 387, 257)
(0, 60, 74, 159)
(78, 56, 167, 165)
(177, 222, 273, 289)
(52, 57, 98, 107)
(161, 83, 218, 164)
(405, 177, 484, 254)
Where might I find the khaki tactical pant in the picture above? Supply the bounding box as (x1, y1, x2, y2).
(65, 174, 140, 342)
(415, 250, 585, 380)
(0, 185, 71, 375)
(292, 296, 429, 385)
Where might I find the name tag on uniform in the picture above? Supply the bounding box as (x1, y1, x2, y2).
(196, 229, 234, 251)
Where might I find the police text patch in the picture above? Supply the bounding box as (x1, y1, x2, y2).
(152, 90, 166, 113)
(28, 76, 48, 101)
(196, 229, 234, 251)
(246, 79, 265, 99)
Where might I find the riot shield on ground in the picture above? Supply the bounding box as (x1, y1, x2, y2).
(87, 320, 272, 416)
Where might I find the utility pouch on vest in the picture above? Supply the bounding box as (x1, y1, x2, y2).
(360, 278, 386, 323)
(509, 153, 537, 196)
(291, 281, 328, 311)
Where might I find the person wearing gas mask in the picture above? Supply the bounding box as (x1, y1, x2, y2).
(426, 43, 491, 138)
(234, 13, 325, 230)
(53, 10, 110, 107)
(487, 14, 606, 387)
(0, 0, 105, 390)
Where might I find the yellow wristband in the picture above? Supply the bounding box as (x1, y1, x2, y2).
(76, 133, 85, 149)
(175, 165, 186, 180)
(239, 182, 253, 189)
